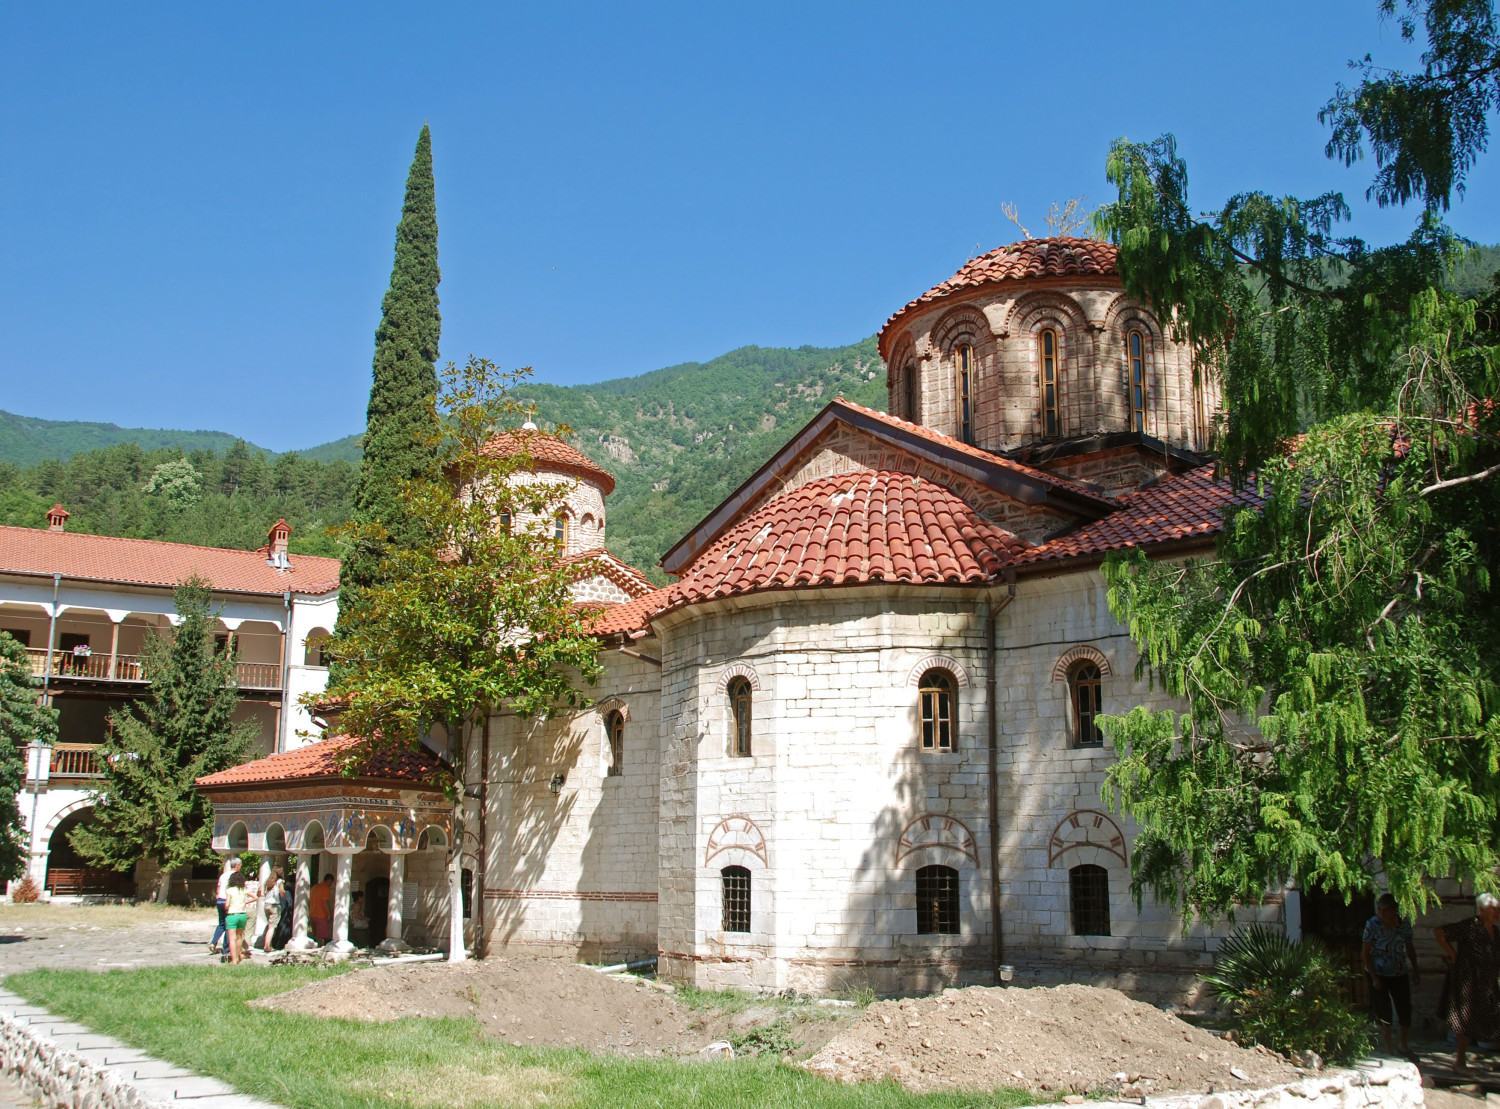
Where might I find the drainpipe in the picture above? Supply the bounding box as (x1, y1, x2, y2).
(477, 714, 490, 959)
(986, 570, 1016, 984)
(278, 590, 293, 752)
(30, 573, 62, 883)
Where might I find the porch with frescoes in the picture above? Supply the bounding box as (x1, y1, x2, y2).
(194, 735, 456, 955)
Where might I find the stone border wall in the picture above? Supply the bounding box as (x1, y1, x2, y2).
(0, 1010, 168, 1109)
(1091, 1061, 1423, 1109)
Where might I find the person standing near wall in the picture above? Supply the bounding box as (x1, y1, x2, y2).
(1436, 892, 1500, 1073)
(1362, 893, 1419, 1058)
(208, 858, 241, 954)
(309, 873, 334, 945)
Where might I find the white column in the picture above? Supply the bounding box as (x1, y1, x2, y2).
(378, 852, 410, 953)
(330, 851, 355, 953)
(286, 854, 314, 951)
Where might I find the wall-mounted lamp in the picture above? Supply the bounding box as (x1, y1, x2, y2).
(549, 773, 566, 795)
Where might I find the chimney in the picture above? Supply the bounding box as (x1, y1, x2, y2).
(46, 505, 69, 532)
(266, 519, 291, 568)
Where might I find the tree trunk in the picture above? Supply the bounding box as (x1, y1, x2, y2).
(447, 716, 468, 962)
(155, 860, 172, 904)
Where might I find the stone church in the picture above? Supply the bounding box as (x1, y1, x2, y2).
(206, 236, 1285, 998)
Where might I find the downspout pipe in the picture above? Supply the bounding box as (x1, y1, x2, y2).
(29, 573, 62, 878)
(477, 714, 490, 959)
(986, 570, 1016, 984)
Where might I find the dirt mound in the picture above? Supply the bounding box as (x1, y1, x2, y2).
(802, 983, 1303, 1096)
(251, 957, 714, 1055)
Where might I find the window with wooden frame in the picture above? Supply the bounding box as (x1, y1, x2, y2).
(903, 362, 918, 422)
(553, 511, 569, 547)
(919, 669, 956, 751)
(1040, 328, 1060, 436)
(915, 864, 960, 934)
(1128, 330, 1147, 432)
(1069, 863, 1111, 935)
(605, 709, 624, 776)
(728, 677, 753, 757)
(721, 865, 751, 932)
(1070, 661, 1103, 747)
(956, 343, 975, 444)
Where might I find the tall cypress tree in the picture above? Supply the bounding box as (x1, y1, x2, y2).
(337, 125, 442, 660)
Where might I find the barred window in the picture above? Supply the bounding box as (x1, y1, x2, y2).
(1069, 864, 1111, 935)
(1040, 328, 1060, 436)
(1128, 330, 1147, 432)
(916, 864, 960, 935)
(1070, 662, 1103, 748)
(956, 344, 975, 444)
(605, 710, 624, 776)
(721, 865, 751, 932)
(919, 669, 956, 751)
(728, 677, 753, 757)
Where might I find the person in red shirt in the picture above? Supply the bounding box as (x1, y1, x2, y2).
(309, 874, 334, 943)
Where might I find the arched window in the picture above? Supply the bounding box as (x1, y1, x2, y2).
(919, 669, 956, 751)
(916, 864, 960, 934)
(1070, 661, 1103, 748)
(727, 677, 753, 757)
(903, 361, 918, 422)
(1128, 330, 1147, 432)
(554, 511, 569, 548)
(956, 344, 975, 444)
(605, 709, 624, 777)
(1069, 863, 1111, 935)
(721, 865, 751, 932)
(303, 627, 331, 667)
(1040, 328, 1060, 437)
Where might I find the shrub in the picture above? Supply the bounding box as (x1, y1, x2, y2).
(10, 875, 40, 903)
(1203, 925, 1368, 1063)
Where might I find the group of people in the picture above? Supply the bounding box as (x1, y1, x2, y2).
(208, 857, 290, 964)
(1362, 891, 1500, 1071)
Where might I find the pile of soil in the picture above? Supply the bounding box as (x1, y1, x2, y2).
(801, 983, 1304, 1097)
(252, 957, 716, 1054)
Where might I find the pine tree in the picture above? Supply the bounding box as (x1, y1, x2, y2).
(70, 577, 261, 900)
(336, 125, 442, 666)
(0, 631, 55, 881)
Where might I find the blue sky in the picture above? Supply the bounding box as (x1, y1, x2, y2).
(2, 1, 1492, 452)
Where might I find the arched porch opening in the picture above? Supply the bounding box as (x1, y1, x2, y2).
(45, 808, 131, 896)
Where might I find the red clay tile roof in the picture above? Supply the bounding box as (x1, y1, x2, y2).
(482, 431, 616, 495)
(0, 525, 340, 596)
(195, 734, 448, 791)
(879, 237, 1119, 358)
(588, 588, 673, 639)
(834, 399, 1115, 505)
(1015, 465, 1258, 567)
(564, 547, 655, 599)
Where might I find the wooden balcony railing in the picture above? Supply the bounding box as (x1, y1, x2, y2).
(49, 744, 103, 778)
(25, 649, 280, 690)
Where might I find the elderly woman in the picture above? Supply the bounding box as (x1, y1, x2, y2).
(1436, 891, 1500, 1071)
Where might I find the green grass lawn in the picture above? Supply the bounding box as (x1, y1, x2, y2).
(8, 966, 1037, 1109)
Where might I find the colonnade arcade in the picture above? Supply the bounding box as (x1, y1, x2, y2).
(201, 772, 453, 955)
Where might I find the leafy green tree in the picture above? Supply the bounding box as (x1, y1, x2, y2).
(318, 357, 601, 960)
(0, 631, 56, 881)
(1094, 0, 1500, 919)
(143, 458, 203, 509)
(69, 576, 262, 900)
(336, 125, 443, 669)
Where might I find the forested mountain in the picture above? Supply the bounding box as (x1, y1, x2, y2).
(0, 410, 271, 468)
(0, 338, 887, 575)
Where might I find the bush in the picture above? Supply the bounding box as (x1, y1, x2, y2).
(1203, 925, 1369, 1063)
(10, 875, 40, 903)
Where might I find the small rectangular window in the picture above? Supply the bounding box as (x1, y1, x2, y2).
(1041, 330, 1059, 436)
(1070, 864, 1111, 936)
(1129, 331, 1146, 433)
(916, 865, 960, 934)
(957, 345, 975, 444)
(721, 866, 751, 932)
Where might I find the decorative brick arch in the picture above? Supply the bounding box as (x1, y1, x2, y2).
(705, 815, 768, 868)
(1100, 293, 1166, 341)
(999, 289, 1091, 337)
(930, 305, 992, 354)
(896, 813, 978, 865)
(1052, 645, 1112, 683)
(1048, 809, 1127, 867)
(716, 664, 761, 693)
(907, 655, 971, 688)
(40, 797, 94, 850)
(595, 697, 631, 723)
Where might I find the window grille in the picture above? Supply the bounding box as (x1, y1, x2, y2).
(728, 677, 753, 757)
(1071, 662, 1103, 747)
(916, 865, 960, 934)
(957, 344, 975, 444)
(721, 866, 751, 932)
(919, 669, 956, 751)
(1070, 864, 1111, 935)
(605, 710, 624, 776)
(1129, 331, 1146, 432)
(1041, 329, 1060, 436)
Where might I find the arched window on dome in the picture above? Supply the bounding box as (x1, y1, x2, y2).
(956, 344, 975, 444)
(1070, 660, 1103, 748)
(1040, 328, 1060, 437)
(553, 511, 569, 549)
(919, 668, 957, 751)
(902, 361, 918, 422)
(605, 709, 624, 777)
(1128, 330, 1147, 433)
(728, 677, 753, 758)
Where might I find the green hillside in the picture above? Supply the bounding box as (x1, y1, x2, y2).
(0, 338, 888, 577)
(0, 410, 269, 468)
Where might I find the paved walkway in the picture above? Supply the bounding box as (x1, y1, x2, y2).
(0, 916, 221, 975)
